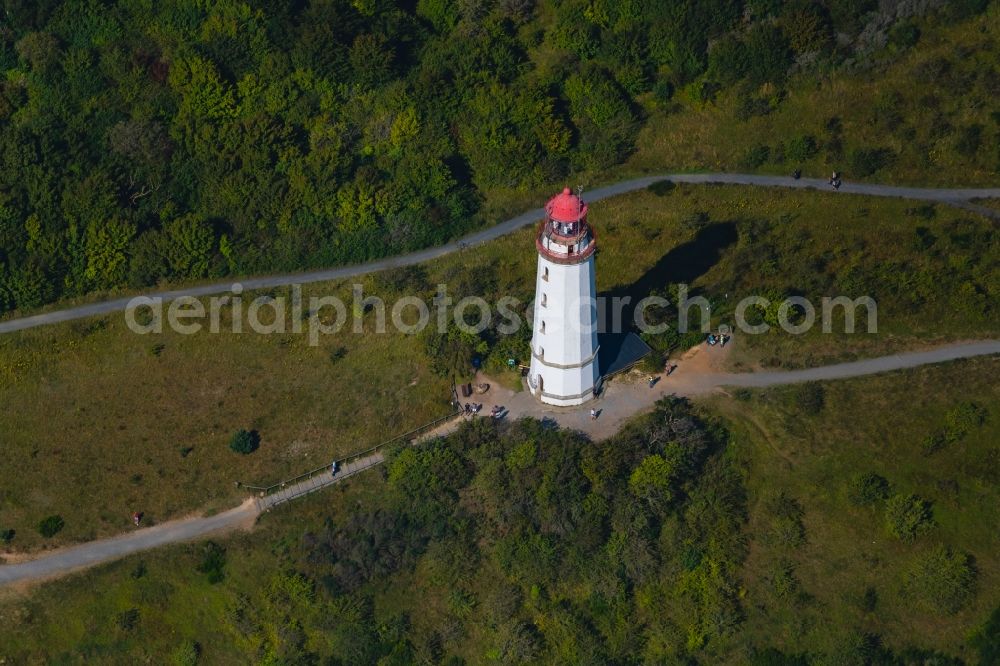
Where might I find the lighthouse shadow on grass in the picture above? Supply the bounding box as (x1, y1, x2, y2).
(595, 221, 738, 372)
(599, 221, 738, 329)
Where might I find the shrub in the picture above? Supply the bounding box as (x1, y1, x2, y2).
(944, 402, 986, 439)
(902, 545, 976, 615)
(735, 93, 774, 121)
(923, 402, 987, 455)
(743, 144, 771, 168)
(707, 35, 748, 86)
(733, 388, 752, 401)
(763, 492, 807, 548)
(629, 454, 676, 509)
(769, 559, 801, 599)
(421, 324, 487, 378)
(888, 22, 920, 49)
(229, 429, 260, 455)
(38, 515, 65, 538)
(970, 605, 1000, 665)
(117, 608, 141, 632)
(847, 472, 890, 505)
(861, 586, 878, 612)
(197, 541, 226, 584)
(785, 134, 818, 162)
(905, 205, 937, 220)
(794, 382, 824, 414)
(647, 179, 676, 196)
(782, 6, 833, 53)
(749, 647, 809, 665)
(0, 528, 14, 544)
(884, 493, 933, 541)
(171, 640, 202, 666)
(954, 124, 983, 158)
(921, 432, 949, 456)
(744, 24, 792, 84)
(652, 79, 674, 103)
(849, 148, 894, 176)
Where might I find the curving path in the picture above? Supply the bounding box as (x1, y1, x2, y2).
(2, 173, 998, 336)
(2, 339, 997, 588)
(0, 453, 385, 588)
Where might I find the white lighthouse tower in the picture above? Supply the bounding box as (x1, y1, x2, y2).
(527, 187, 600, 406)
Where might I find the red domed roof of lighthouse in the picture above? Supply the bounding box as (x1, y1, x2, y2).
(546, 187, 588, 223)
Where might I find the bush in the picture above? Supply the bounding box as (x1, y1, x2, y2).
(769, 560, 801, 599)
(794, 382, 824, 414)
(849, 148, 894, 176)
(0, 528, 14, 544)
(861, 586, 878, 612)
(171, 639, 202, 666)
(743, 144, 771, 168)
(744, 24, 792, 85)
(707, 35, 748, 86)
(955, 124, 983, 158)
(229, 429, 260, 455)
(197, 541, 227, 584)
(735, 92, 775, 121)
(888, 22, 920, 49)
(923, 402, 987, 455)
(421, 324, 488, 378)
(847, 472, 890, 505)
(652, 79, 675, 103)
(921, 432, 949, 456)
(884, 493, 933, 541)
(38, 515, 65, 538)
(117, 608, 141, 632)
(785, 134, 818, 162)
(903, 545, 976, 615)
(763, 492, 807, 548)
(647, 179, 676, 196)
(970, 605, 1000, 665)
(944, 401, 986, 439)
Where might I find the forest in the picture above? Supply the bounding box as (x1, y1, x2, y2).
(0, 0, 990, 315)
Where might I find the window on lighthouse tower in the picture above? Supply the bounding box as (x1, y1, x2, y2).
(543, 266, 549, 281)
(540, 320, 546, 334)
(541, 293, 547, 307)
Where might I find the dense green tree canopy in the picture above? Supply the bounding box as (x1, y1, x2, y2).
(0, 0, 983, 315)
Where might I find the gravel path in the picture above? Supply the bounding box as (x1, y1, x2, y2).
(2, 173, 998, 335)
(0, 453, 385, 588)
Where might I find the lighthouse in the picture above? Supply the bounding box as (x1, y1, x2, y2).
(527, 187, 600, 406)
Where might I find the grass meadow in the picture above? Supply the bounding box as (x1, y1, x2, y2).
(702, 355, 1000, 659)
